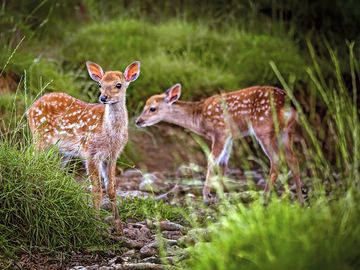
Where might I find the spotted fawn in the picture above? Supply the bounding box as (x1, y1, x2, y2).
(135, 83, 303, 203)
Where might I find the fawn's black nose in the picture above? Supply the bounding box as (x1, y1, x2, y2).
(135, 118, 144, 127)
(99, 95, 108, 103)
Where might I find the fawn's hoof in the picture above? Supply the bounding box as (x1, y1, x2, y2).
(289, 184, 308, 203)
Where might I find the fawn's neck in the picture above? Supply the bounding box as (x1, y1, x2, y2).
(104, 97, 128, 131)
(163, 101, 204, 136)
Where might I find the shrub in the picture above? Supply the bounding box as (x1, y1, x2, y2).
(0, 141, 107, 256)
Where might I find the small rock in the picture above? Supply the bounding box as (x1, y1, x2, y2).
(158, 221, 187, 233)
(124, 224, 152, 240)
(139, 173, 161, 193)
(139, 238, 174, 258)
(139, 244, 158, 258)
(116, 190, 150, 199)
(123, 169, 143, 178)
(120, 249, 136, 263)
(141, 256, 161, 264)
(99, 267, 113, 270)
(162, 230, 183, 240)
(87, 265, 100, 270)
(108, 256, 123, 266)
(116, 236, 146, 249)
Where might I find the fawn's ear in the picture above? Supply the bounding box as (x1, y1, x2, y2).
(124, 61, 141, 82)
(164, 83, 181, 105)
(86, 61, 104, 82)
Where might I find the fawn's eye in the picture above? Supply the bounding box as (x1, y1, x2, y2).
(116, 83, 122, 89)
(149, 107, 156, 112)
(98, 84, 101, 88)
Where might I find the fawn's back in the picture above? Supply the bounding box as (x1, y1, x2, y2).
(200, 86, 293, 137)
(28, 92, 108, 158)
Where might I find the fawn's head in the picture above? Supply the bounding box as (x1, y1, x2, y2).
(135, 83, 181, 127)
(86, 61, 140, 104)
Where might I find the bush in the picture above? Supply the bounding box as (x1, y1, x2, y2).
(0, 141, 107, 256)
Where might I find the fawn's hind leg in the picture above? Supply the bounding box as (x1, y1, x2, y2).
(256, 132, 280, 198)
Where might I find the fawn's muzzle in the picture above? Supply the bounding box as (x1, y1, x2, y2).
(135, 118, 144, 127)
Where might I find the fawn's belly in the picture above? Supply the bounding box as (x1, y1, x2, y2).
(40, 128, 127, 162)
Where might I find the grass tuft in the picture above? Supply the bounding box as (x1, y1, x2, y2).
(119, 197, 189, 225)
(0, 141, 107, 256)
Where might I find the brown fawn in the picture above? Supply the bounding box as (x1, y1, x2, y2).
(27, 61, 141, 233)
(135, 83, 304, 203)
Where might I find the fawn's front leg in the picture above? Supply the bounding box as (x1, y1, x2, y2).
(203, 135, 233, 203)
(86, 159, 102, 211)
(107, 160, 123, 234)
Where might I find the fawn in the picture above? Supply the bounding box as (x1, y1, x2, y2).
(27, 61, 141, 233)
(135, 83, 304, 203)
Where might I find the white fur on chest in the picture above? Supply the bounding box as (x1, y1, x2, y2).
(91, 104, 128, 160)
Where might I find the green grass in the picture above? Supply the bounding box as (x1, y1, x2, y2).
(62, 19, 306, 108)
(187, 192, 360, 270)
(0, 141, 107, 256)
(119, 197, 189, 225)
